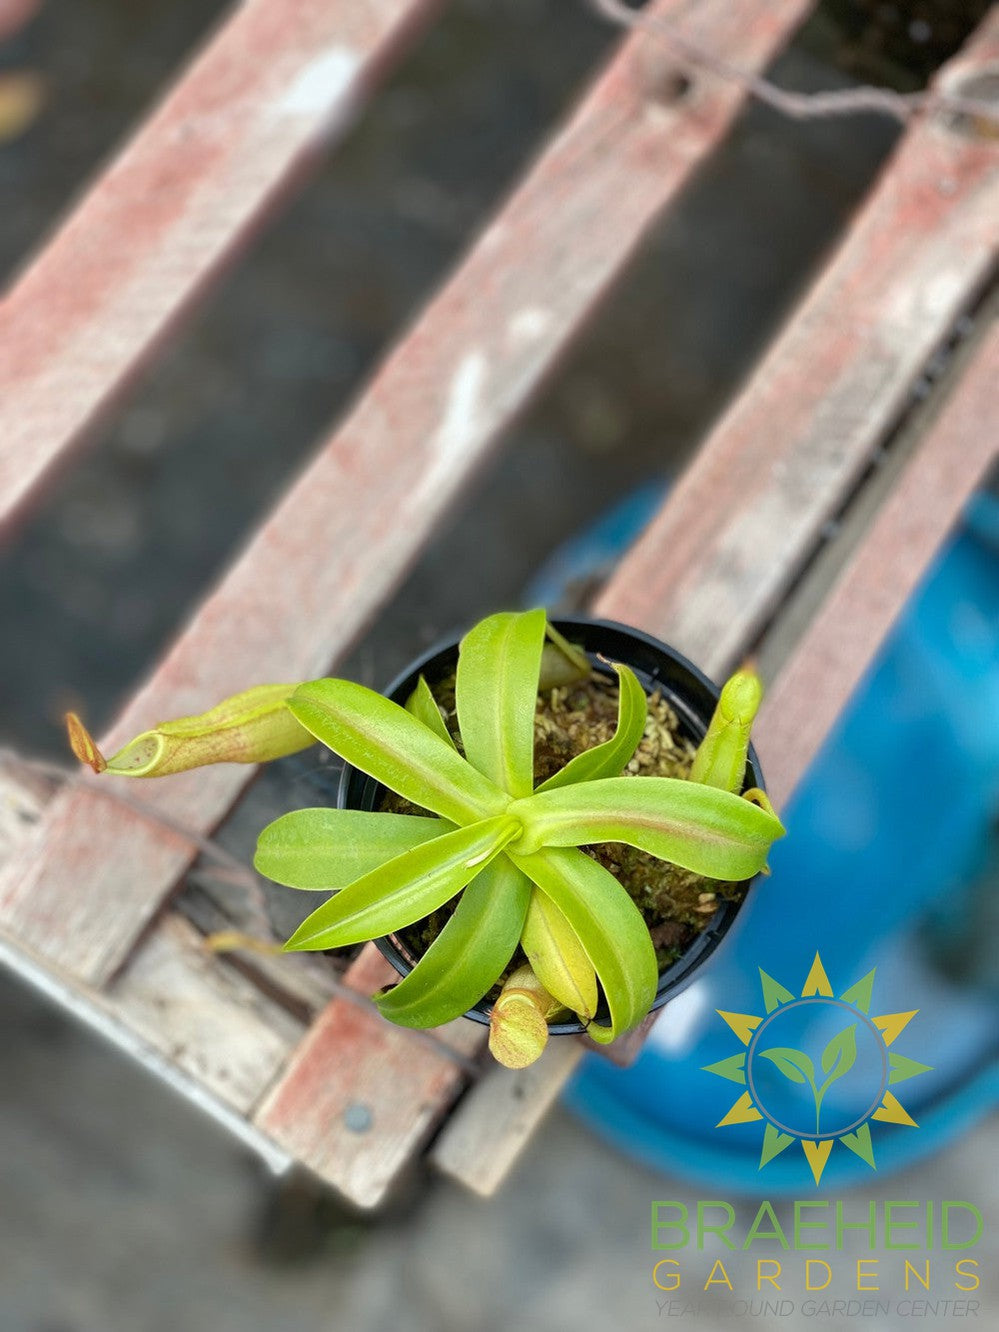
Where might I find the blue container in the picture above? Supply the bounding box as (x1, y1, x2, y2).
(533, 489, 999, 1192)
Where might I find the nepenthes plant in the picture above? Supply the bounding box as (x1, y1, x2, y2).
(67, 609, 785, 1068)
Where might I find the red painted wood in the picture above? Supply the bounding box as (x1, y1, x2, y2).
(0, 0, 812, 988)
(0, 0, 41, 43)
(0, 0, 442, 533)
(255, 944, 478, 1207)
(595, 11, 999, 682)
(756, 320, 999, 811)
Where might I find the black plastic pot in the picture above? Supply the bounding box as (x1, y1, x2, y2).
(338, 616, 766, 1035)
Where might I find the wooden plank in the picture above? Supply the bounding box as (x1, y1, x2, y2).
(432, 1039, 584, 1197)
(0, 759, 480, 1190)
(0, 756, 52, 867)
(104, 912, 305, 1113)
(0, 762, 304, 1169)
(0, 0, 442, 532)
(149, 0, 816, 1207)
(0, 1, 41, 44)
(0, 914, 298, 1174)
(254, 944, 481, 1208)
(0, 764, 305, 1169)
(755, 318, 999, 810)
(0, 0, 813, 989)
(580, 319, 999, 1073)
(593, 10, 999, 681)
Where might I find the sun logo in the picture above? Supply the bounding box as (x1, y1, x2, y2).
(703, 952, 932, 1186)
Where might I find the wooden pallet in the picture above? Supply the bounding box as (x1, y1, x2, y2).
(1, 0, 997, 1206)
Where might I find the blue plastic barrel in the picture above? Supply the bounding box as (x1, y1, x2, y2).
(529, 488, 999, 1193)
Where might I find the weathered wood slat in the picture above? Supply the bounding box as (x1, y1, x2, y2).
(431, 1037, 583, 1198)
(755, 318, 999, 809)
(593, 10, 999, 681)
(0, 0, 813, 992)
(0, 762, 302, 1161)
(0, 913, 299, 1174)
(0, 0, 41, 44)
(0, 756, 53, 866)
(104, 912, 305, 1114)
(0, 0, 442, 533)
(255, 944, 482, 1207)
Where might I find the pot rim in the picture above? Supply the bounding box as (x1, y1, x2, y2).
(337, 614, 766, 1036)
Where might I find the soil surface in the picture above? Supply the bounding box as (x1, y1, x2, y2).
(381, 666, 751, 999)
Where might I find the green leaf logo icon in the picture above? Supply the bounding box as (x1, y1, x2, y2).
(821, 1023, 857, 1086)
(758, 1047, 815, 1086)
(759, 1024, 858, 1135)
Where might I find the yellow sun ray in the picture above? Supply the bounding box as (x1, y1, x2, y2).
(716, 1011, 762, 1045)
(801, 952, 833, 997)
(872, 1011, 918, 1046)
(717, 1092, 763, 1126)
(872, 1091, 918, 1126)
(801, 1139, 833, 1186)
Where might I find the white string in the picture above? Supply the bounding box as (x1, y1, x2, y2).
(590, 0, 999, 128)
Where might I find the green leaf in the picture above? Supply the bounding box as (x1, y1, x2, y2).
(758, 1047, 815, 1086)
(375, 857, 531, 1028)
(288, 678, 508, 826)
(689, 669, 763, 793)
(254, 808, 448, 890)
(820, 1024, 857, 1087)
(520, 889, 598, 1020)
(510, 776, 785, 880)
(511, 845, 657, 1043)
(283, 815, 521, 952)
(538, 624, 591, 692)
(455, 608, 547, 798)
(536, 663, 647, 792)
(405, 676, 456, 749)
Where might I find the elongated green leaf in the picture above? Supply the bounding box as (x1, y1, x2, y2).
(254, 808, 448, 890)
(536, 663, 647, 793)
(455, 608, 547, 798)
(289, 679, 508, 826)
(375, 857, 531, 1028)
(521, 889, 598, 1020)
(284, 816, 520, 952)
(511, 845, 657, 1043)
(510, 777, 785, 881)
(406, 676, 456, 749)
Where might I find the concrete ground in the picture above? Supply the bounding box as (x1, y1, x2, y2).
(1, 966, 996, 1332)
